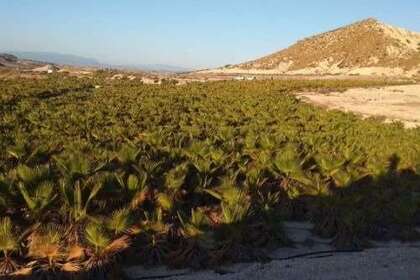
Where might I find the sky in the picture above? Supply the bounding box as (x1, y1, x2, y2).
(1, 0, 419, 69)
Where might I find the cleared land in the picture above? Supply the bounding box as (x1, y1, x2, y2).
(125, 246, 420, 280)
(297, 84, 420, 128)
(124, 221, 420, 279)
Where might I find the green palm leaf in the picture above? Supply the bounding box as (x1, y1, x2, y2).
(0, 217, 18, 256)
(106, 208, 133, 235)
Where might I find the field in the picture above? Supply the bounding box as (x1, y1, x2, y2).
(1, 75, 420, 278)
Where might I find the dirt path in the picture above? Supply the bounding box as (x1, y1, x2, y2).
(296, 84, 420, 128)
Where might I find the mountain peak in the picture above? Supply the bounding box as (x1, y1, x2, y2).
(358, 17, 380, 25)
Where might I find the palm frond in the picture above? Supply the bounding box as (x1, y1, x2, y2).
(103, 235, 131, 256)
(165, 163, 188, 190)
(61, 261, 81, 272)
(156, 193, 173, 212)
(27, 224, 63, 262)
(0, 217, 18, 255)
(106, 208, 133, 235)
(66, 245, 85, 261)
(84, 223, 110, 254)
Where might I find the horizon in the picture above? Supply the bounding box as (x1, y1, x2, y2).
(1, 0, 419, 69)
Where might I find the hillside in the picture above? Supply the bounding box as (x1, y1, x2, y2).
(3, 51, 191, 73)
(207, 18, 420, 76)
(9, 51, 101, 67)
(0, 53, 18, 66)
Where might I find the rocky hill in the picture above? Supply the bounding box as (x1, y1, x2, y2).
(207, 18, 420, 76)
(0, 53, 18, 66)
(0, 53, 46, 70)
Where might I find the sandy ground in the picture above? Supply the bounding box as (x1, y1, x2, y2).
(199, 66, 420, 77)
(297, 84, 420, 128)
(123, 222, 420, 279)
(124, 247, 420, 280)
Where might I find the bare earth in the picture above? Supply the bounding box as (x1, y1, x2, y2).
(125, 248, 420, 280)
(124, 222, 420, 280)
(297, 84, 420, 128)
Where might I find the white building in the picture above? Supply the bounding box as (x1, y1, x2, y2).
(32, 64, 59, 74)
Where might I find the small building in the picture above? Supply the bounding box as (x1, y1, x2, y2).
(246, 76, 256, 81)
(32, 64, 59, 74)
(140, 77, 160, 84)
(110, 74, 125, 80)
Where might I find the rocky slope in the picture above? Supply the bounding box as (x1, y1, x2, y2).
(207, 18, 420, 76)
(0, 53, 18, 67)
(0, 53, 45, 70)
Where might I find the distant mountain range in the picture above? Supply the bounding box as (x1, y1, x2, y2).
(110, 63, 192, 73)
(6, 51, 191, 73)
(9, 51, 100, 67)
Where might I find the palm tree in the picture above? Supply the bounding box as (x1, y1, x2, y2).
(137, 209, 171, 265)
(115, 173, 149, 210)
(315, 154, 367, 188)
(84, 223, 131, 270)
(0, 177, 14, 213)
(206, 177, 251, 239)
(54, 154, 92, 183)
(27, 224, 81, 274)
(272, 145, 312, 187)
(169, 209, 214, 268)
(114, 144, 141, 168)
(0, 217, 19, 275)
(205, 182, 254, 264)
(60, 177, 103, 225)
(18, 181, 56, 220)
(165, 163, 188, 191)
(15, 165, 56, 220)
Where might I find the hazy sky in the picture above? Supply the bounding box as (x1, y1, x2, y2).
(1, 0, 419, 69)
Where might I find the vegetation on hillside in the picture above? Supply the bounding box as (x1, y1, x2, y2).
(0, 76, 419, 278)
